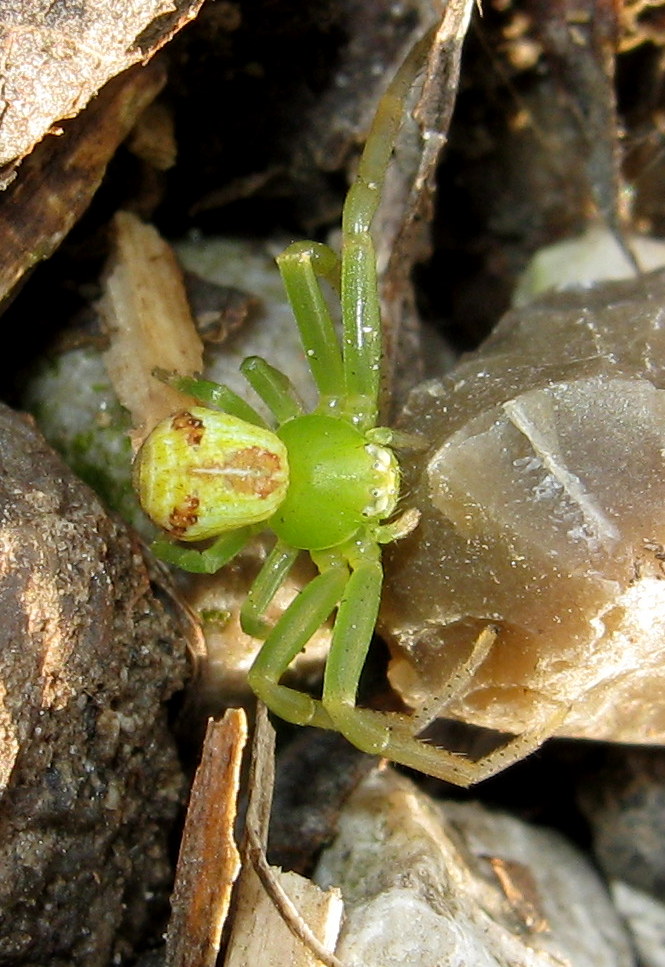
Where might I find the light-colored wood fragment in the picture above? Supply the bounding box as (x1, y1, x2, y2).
(99, 210, 204, 449)
(223, 705, 344, 967)
(224, 864, 343, 967)
(166, 710, 247, 967)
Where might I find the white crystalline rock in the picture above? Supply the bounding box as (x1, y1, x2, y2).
(512, 223, 665, 306)
(611, 881, 665, 967)
(315, 769, 634, 967)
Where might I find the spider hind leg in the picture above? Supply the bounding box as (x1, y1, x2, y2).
(320, 544, 567, 785)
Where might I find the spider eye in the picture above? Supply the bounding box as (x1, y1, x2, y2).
(135, 406, 289, 540)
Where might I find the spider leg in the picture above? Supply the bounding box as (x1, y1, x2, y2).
(321, 541, 567, 785)
(276, 241, 345, 409)
(240, 540, 300, 638)
(341, 28, 434, 240)
(319, 541, 416, 749)
(339, 31, 433, 431)
(247, 564, 349, 731)
(151, 525, 257, 574)
(153, 369, 267, 427)
(408, 625, 497, 731)
(240, 356, 304, 423)
(339, 230, 380, 430)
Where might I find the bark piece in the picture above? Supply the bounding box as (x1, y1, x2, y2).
(0, 60, 165, 306)
(166, 711, 247, 967)
(0, 0, 204, 169)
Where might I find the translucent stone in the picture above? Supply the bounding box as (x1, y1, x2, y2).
(382, 268, 665, 743)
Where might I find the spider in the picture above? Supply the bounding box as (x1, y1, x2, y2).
(134, 34, 563, 785)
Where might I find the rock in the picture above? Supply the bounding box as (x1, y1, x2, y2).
(383, 268, 665, 745)
(315, 768, 634, 967)
(0, 404, 189, 965)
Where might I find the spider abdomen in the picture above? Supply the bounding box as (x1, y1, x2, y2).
(134, 406, 289, 540)
(272, 413, 399, 551)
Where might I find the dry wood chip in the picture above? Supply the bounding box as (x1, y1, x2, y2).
(166, 711, 248, 967)
(99, 210, 204, 447)
(224, 706, 344, 967)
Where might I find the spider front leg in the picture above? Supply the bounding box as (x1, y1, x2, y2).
(336, 30, 435, 430)
(275, 34, 435, 427)
(240, 539, 300, 639)
(276, 241, 345, 413)
(276, 168, 385, 428)
(246, 563, 348, 732)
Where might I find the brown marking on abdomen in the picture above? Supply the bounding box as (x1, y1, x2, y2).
(168, 494, 200, 535)
(171, 411, 204, 447)
(221, 447, 283, 498)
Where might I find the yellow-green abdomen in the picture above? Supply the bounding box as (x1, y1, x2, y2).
(135, 407, 289, 540)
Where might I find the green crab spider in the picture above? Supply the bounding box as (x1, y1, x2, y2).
(135, 35, 563, 785)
